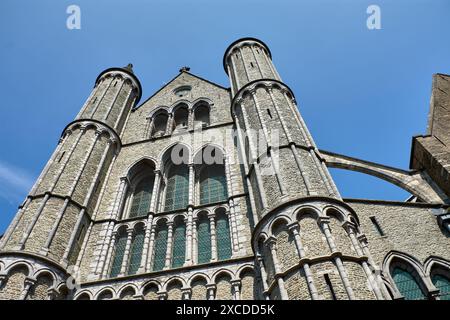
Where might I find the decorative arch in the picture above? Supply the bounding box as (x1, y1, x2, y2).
(96, 287, 116, 300)
(118, 285, 137, 300)
(383, 251, 430, 300)
(74, 291, 92, 300)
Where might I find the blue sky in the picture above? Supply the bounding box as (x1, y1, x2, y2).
(0, 0, 449, 234)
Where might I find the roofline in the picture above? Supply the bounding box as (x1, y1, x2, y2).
(223, 37, 272, 74)
(132, 71, 230, 111)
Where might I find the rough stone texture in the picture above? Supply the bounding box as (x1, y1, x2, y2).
(1, 40, 449, 301)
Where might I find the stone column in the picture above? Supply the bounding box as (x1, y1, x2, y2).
(184, 208, 193, 266)
(165, 114, 174, 135)
(266, 237, 289, 300)
(145, 225, 157, 272)
(208, 213, 218, 262)
(256, 254, 270, 299)
(206, 284, 216, 300)
(139, 213, 154, 273)
(164, 222, 174, 269)
(119, 227, 134, 276)
(101, 228, 117, 278)
(192, 216, 198, 265)
(20, 277, 36, 300)
(287, 222, 319, 300)
(182, 288, 191, 300)
(231, 280, 241, 300)
(320, 217, 355, 300)
(149, 170, 161, 213)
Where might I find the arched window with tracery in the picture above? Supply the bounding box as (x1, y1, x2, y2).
(216, 209, 232, 261)
(152, 220, 168, 271)
(127, 224, 145, 275)
(197, 213, 211, 264)
(110, 228, 127, 278)
(391, 266, 427, 300)
(171, 216, 186, 268)
(194, 103, 210, 128)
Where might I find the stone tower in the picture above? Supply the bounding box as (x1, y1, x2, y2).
(0, 38, 449, 300)
(224, 38, 387, 300)
(0, 65, 141, 299)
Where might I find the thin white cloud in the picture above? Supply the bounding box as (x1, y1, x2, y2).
(0, 160, 35, 202)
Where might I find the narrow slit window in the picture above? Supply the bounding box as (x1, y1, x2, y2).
(58, 151, 66, 163)
(267, 109, 272, 119)
(324, 274, 337, 300)
(370, 216, 385, 236)
(250, 62, 254, 68)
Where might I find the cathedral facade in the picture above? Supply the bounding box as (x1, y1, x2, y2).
(0, 38, 449, 300)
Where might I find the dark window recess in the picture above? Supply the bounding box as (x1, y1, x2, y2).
(370, 216, 385, 236)
(250, 62, 254, 68)
(267, 109, 272, 119)
(113, 81, 117, 87)
(324, 274, 337, 300)
(92, 97, 97, 103)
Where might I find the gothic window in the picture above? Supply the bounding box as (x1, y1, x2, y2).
(197, 213, 211, 264)
(129, 177, 154, 218)
(194, 104, 210, 128)
(173, 105, 189, 131)
(110, 229, 127, 278)
(432, 273, 450, 300)
(127, 225, 145, 275)
(392, 267, 427, 300)
(216, 210, 232, 261)
(152, 221, 168, 271)
(171, 217, 186, 268)
(164, 164, 189, 211)
(152, 112, 168, 137)
(199, 165, 228, 205)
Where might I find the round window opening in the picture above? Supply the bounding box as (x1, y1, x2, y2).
(174, 86, 192, 98)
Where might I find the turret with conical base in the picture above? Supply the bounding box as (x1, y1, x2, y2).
(224, 38, 389, 300)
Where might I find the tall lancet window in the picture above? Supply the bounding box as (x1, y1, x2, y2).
(109, 228, 127, 278)
(125, 159, 156, 219)
(127, 224, 145, 275)
(152, 112, 168, 137)
(129, 177, 154, 218)
(197, 147, 228, 206)
(152, 220, 168, 271)
(197, 213, 211, 264)
(171, 216, 186, 268)
(164, 165, 189, 211)
(216, 208, 232, 261)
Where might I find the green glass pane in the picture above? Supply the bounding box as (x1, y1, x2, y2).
(216, 215, 232, 261)
(199, 166, 228, 205)
(172, 224, 186, 268)
(432, 274, 450, 300)
(110, 233, 127, 278)
(392, 267, 427, 300)
(127, 230, 145, 275)
(164, 166, 189, 211)
(129, 178, 153, 218)
(197, 218, 211, 264)
(152, 227, 168, 271)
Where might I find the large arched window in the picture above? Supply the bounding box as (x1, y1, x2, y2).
(164, 165, 189, 211)
(127, 225, 145, 275)
(432, 272, 450, 300)
(152, 220, 168, 271)
(216, 209, 232, 261)
(392, 267, 427, 300)
(152, 112, 168, 137)
(194, 103, 210, 128)
(199, 165, 228, 205)
(197, 213, 211, 264)
(129, 177, 154, 218)
(110, 228, 127, 278)
(171, 216, 186, 268)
